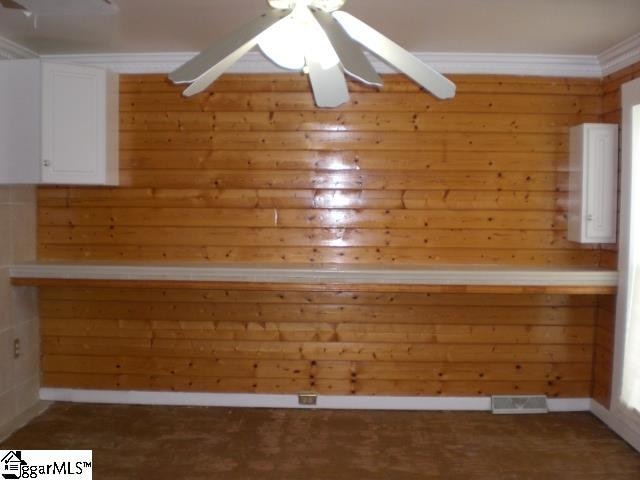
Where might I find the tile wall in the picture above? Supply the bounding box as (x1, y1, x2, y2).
(0, 185, 39, 435)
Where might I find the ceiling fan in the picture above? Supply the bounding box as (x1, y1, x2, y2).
(0, 0, 117, 18)
(170, 0, 456, 108)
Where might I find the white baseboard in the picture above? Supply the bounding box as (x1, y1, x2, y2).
(39, 388, 590, 412)
(590, 400, 640, 452)
(0, 400, 51, 443)
(548, 398, 592, 412)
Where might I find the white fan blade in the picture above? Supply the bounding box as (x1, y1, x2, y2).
(170, 9, 292, 96)
(310, 8, 382, 87)
(181, 48, 247, 96)
(307, 61, 350, 108)
(333, 11, 456, 99)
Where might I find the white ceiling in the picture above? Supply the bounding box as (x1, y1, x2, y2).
(0, 0, 639, 56)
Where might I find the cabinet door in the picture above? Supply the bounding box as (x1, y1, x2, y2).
(41, 63, 107, 184)
(585, 126, 618, 242)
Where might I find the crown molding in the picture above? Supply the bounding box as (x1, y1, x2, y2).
(599, 32, 640, 77)
(41, 50, 603, 78)
(8, 30, 640, 78)
(417, 52, 601, 78)
(0, 35, 37, 60)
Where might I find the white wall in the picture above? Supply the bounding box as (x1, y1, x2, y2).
(0, 185, 40, 439)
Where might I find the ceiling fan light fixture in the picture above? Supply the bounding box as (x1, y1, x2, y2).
(259, 2, 340, 71)
(268, 0, 344, 12)
(258, 17, 307, 70)
(169, 0, 456, 108)
(267, 0, 296, 9)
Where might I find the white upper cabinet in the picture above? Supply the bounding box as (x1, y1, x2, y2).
(41, 62, 118, 185)
(0, 59, 118, 185)
(568, 123, 619, 244)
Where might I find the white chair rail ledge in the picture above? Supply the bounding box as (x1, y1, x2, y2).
(10, 262, 618, 287)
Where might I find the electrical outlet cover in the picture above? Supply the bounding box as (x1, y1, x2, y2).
(298, 392, 318, 406)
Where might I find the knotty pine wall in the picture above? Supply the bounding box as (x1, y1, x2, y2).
(40, 74, 604, 266)
(41, 287, 597, 396)
(593, 296, 615, 407)
(37, 73, 614, 397)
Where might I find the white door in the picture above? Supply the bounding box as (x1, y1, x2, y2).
(609, 77, 640, 451)
(41, 62, 106, 184)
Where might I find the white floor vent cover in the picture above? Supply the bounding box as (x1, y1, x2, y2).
(491, 395, 549, 414)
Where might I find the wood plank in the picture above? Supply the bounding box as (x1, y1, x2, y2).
(120, 73, 603, 95)
(603, 62, 640, 93)
(599, 249, 618, 269)
(39, 301, 596, 325)
(118, 170, 567, 191)
(274, 209, 568, 230)
(42, 372, 317, 393)
(39, 226, 589, 250)
(41, 336, 594, 363)
(35, 245, 601, 266)
(118, 150, 571, 173)
(39, 207, 568, 230)
(122, 170, 568, 192)
(37, 188, 568, 211)
(37, 287, 599, 306)
(41, 355, 592, 381)
(594, 325, 613, 351)
(41, 320, 595, 345)
(602, 111, 621, 124)
(350, 379, 591, 397)
(350, 361, 593, 382)
(598, 295, 617, 315)
(120, 111, 599, 134)
(602, 92, 621, 115)
(118, 131, 569, 154)
(592, 305, 615, 407)
(121, 92, 602, 114)
(39, 207, 278, 228)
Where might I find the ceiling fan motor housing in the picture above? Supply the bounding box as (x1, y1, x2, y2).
(268, 0, 346, 12)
